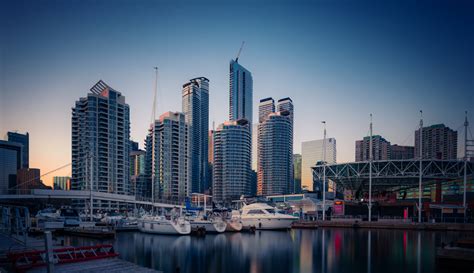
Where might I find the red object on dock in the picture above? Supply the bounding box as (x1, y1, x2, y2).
(7, 244, 119, 272)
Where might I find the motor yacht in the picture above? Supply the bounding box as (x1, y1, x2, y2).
(241, 203, 298, 230)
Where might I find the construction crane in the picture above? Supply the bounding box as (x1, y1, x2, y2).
(235, 41, 245, 62)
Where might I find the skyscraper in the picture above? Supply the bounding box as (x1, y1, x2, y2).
(153, 112, 189, 202)
(6, 132, 29, 169)
(415, 124, 458, 160)
(301, 138, 337, 191)
(213, 119, 252, 203)
(277, 98, 294, 193)
(71, 80, 130, 197)
(0, 140, 22, 194)
(229, 60, 253, 124)
(257, 98, 293, 195)
(355, 135, 391, 162)
(182, 77, 209, 193)
(258, 98, 275, 123)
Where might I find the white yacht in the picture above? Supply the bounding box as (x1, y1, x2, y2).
(241, 203, 298, 230)
(189, 214, 227, 233)
(138, 215, 191, 235)
(225, 210, 243, 232)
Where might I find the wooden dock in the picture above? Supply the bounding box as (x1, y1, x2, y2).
(27, 257, 162, 273)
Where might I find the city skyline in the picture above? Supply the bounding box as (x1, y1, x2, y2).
(1, 0, 473, 186)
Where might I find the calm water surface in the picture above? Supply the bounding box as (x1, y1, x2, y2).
(62, 228, 468, 273)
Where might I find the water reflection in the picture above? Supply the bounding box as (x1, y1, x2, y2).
(62, 229, 466, 273)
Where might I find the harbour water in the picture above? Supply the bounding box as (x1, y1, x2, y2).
(61, 228, 467, 273)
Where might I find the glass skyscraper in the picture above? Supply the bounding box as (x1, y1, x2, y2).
(182, 77, 209, 193)
(229, 60, 253, 124)
(6, 132, 29, 169)
(301, 138, 337, 191)
(71, 80, 130, 200)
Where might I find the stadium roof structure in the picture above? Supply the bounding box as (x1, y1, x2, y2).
(312, 159, 474, 192)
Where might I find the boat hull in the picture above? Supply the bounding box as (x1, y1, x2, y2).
(138, 219, 191, 235)
(225, 220, 243, 232)
(191, 221, 227, 233)
(241, 218, 295, 230)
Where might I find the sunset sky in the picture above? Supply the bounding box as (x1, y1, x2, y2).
(1, 0, 473, 186)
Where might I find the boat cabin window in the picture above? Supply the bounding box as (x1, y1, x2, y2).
(247, 209, 265, 214)
(266, 209, 276, 214)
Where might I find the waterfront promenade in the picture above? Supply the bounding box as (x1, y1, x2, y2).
(292, 220, 474, 231)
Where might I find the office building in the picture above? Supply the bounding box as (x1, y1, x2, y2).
(415, 124, 458, 160)
(229, 60, 253, 124)
(71, 80, 131, 196)
(355, 135, 391, 162)
(252, 124, 258, 171)
(213, 119, 252, 203)
(182, 77, 209, 193)
(0, 140, 22, 194)
(16, 168, 50, 194)
(391, 144, 415, 160)
(153, 112, 189, 202)
(301, 138, 337, 191)
(6, 132, 29, 169)
(257, 98, 293, 195)
(293, 154, 302, 194)
(130, 149, 146, 197)
(53, 176, 70, 190)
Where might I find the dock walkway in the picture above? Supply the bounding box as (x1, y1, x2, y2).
(27, 258, 162, 273)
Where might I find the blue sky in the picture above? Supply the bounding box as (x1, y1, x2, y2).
(1, 0, 473, 184)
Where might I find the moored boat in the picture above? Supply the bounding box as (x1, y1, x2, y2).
(241, 203, 298, 230)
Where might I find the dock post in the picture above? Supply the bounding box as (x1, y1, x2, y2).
(44, 231, 54, 273)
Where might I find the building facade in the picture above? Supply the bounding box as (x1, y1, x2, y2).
(16, 168, 49, 194)
(391, 144, 415, 160)
(355, 135, 391, 162)
(0, 140, 22, 194)
(213, 119, 252, 203)
(53, 176, 70, 190)
(415, 124, 458, 160)
(130, 149, 146, 197)
(182, 77, 209, 194)
(153, 112, 189, 202)
(71, 80, 131, 196)
(257, 98, 293, 196)
(293, 154, 302, 194)
(6, 132, 29, 169)
(301, 138, 337, 191)
(229, 60, 253, 124)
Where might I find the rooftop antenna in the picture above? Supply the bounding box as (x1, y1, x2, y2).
(235, 41, 245, 62)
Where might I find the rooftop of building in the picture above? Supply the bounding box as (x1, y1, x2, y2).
(259, 97, 274, 103)
(277, 97, 293, 103)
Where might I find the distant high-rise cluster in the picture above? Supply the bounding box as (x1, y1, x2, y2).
(355, 135, 391, 162)
(71, 80, 131, 198)
(257, 97, 294, 195)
